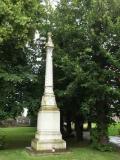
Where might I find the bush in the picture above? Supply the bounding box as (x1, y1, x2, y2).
(118, 128, 120, 135)
(108, 123, 120, 136)
(91, 128, 113, 152)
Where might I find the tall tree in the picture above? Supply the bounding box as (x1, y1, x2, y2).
(50, 0, 120, 148)
(0, 0, 45, 119)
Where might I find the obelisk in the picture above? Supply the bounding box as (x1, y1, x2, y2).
(31, 32, 66, 152)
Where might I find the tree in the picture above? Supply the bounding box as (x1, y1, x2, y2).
(0, 0, 45, 119)
(49, 0, 120, 148)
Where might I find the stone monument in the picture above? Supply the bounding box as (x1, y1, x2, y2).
(31, 32, 66, 152)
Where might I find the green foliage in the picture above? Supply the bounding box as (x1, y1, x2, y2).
(51, 0, 120, 145)
(0, 0, 44, 44)
(108, 123, 120, 136)
(0, 0, 45, 119)
(91, 128, 113, 152)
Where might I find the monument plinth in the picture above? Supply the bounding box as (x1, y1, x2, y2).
(31, 33, 66, 152)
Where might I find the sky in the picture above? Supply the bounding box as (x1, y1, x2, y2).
(48, 0, 59, 7)
(51, 0, 59, 4)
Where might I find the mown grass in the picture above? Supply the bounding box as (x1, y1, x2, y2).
(0, 125, 120, 160)
(0, 127, 36, 149)
(0, 147, 120, 160)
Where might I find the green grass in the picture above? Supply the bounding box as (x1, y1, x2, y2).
(0, 147, 120, 160)
(0, 127, 36, 149)
(0, 127, 120, 160)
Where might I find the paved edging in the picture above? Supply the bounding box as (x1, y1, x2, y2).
(109, 136, 120, 147)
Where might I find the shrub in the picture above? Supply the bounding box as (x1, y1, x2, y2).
(91, 128, 113, 152)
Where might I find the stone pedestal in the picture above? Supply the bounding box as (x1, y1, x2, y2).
(31, 109, 66, 151)
(31, 33, 66, 152)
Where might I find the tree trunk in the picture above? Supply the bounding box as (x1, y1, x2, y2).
(66, 111, 72, 137)
(75, 114, 84, 141)
(96, 101, 109, 145)
(60, 110, 64, 135)
(87, 120, 92, 131)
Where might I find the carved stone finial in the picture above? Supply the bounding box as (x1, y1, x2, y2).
(46, 32, 54, 48)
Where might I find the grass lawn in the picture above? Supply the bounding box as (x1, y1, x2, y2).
(0, 126, 120, 160)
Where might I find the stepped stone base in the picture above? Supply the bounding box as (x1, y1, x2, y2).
(31, 107, 66, 152)
(31, 138, 66, 151)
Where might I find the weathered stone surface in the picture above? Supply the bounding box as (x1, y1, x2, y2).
(31, 139, 66, 151)
(41, 94, 57, 109)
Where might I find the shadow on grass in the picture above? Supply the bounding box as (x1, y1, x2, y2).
(0, 127, 91, 151)
(4, 137, 90, 151)
(4, 136, 34, 150)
